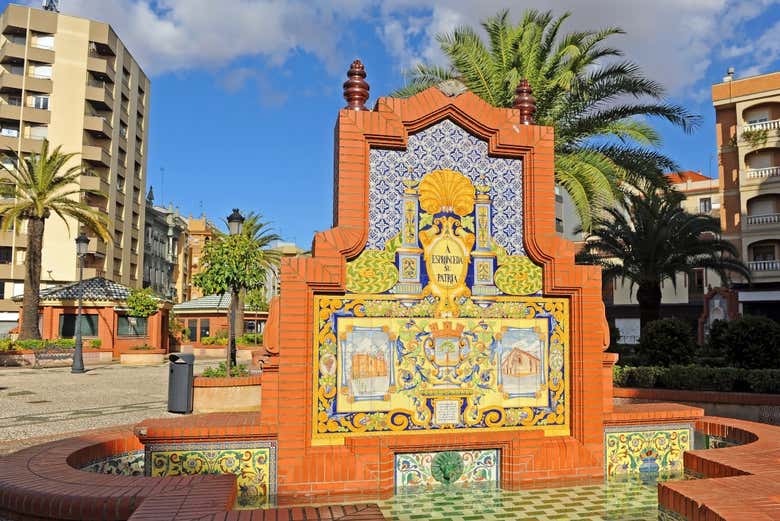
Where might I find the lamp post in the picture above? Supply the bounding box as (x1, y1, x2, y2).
(226, 209, 244, 369)
(71, 233, 89, 374)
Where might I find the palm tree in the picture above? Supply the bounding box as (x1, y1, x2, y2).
(577, 183, 750, 333)
(395, 9, 700, 230)
(0, 140, 111, 339)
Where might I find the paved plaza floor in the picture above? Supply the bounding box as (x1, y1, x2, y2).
(0, 359, 219, 454)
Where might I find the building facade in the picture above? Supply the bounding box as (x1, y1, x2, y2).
(0, 4, 150, 331)
(186, 215, 219, 300)
(713, 70, 780, 321)
(143, 188, 188, 302)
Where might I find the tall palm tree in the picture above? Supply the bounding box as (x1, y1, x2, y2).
(220, 212, 281, 336)
(395, 9, 700, 230)
(0, 140, 111, 339)
(577, 183, 750, 333)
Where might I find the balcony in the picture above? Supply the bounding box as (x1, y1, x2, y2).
(82, 145, 111, 167)
(742, 119, 780, 134)
(0, 70, 23, 91)
(0, 261, 24, 278)
(86, 56, 115, 84)
(0, 134, 44, 153)
(82, 267, 107, 279)
(80, 173, 109, 195)
(83, 114, 111, 138)
(25, 45, 54, 64)
(749, 260, 780, 272)
(746, 213, 780, 226)
(85, 83, 114, 111)
(0, 229, 26, 246)
(24, 74, 52, 94)
(742, 166, 780, 181)
(88, 237, 107, 256)
(0, 41, 25, 62)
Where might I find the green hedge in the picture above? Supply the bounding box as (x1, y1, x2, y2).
(0, 338, 102, 351)
(614, 365, 780, 394)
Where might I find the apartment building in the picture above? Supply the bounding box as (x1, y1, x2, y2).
(0, 4, 150, 331)
(143, 188, 189, 302)
(713, 70, 780, 321)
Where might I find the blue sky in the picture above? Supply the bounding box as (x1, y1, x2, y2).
(9, 0, 780, 245)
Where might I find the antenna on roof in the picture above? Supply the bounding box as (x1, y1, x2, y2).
(42, 0, 60, 12)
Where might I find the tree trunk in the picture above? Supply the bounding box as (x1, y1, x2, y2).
(20, 217, 45, 340)
(235, 288, 245, 337)
(636, 282, 662, 336)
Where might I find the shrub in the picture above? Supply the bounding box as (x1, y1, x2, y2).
(614, 365, 780, 394)
(90, 338, 102, 349)
(0, 338, 13, 351)
(201, 336, 227, 346)
(237, 333, 263, 346)
(130, 345, 155, 351)
(721, 315, 780, 369)
(201, 362, 248, 378)
(637, 318, 696, 366)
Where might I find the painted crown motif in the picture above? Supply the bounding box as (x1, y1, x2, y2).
(429, 321, 466, 338)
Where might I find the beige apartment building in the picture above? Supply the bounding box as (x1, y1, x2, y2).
(713, 70, 780, 321)
(0, 4, 150, 331)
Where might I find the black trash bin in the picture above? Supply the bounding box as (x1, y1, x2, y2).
(168, 353, 195, 413)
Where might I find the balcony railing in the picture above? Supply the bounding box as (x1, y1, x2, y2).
(745, 166, 780, 179)
(746, 213, 780, 225)
(743, 119, 780, 132)
(749, 260, 780, 272)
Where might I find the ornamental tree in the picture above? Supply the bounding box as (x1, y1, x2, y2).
(126, 287, 158, 317)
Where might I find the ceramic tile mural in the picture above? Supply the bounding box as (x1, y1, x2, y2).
(145, 441, 276, 509)
(80, 450, 144, 476)
(368, 119, 524, 255)
(605, 424, 692, 478)
(313, 296, 569, 443)
(394, 449, 499, 491)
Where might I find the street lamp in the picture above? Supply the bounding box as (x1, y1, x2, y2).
(71, 232, 89, 374)
(227, 208, 244, 235)
(227, 209, 244, 368)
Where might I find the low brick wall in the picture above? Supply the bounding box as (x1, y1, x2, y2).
(614, 388, 780, 426)
(0, 349, 113, 367)
(119, 350, 167, 366)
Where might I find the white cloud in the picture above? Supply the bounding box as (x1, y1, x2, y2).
(377, 0, 780, 97)
(39, 0, 372, 75)
(37, 0, 780, 100)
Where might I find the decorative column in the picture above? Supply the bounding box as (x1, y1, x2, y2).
(471, 183, 498, 301)
(393, 178, 423, 297)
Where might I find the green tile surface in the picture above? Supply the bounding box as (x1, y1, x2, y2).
(377, 478, 665, 521)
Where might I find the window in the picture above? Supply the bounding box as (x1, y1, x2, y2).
(0, 282, 5, 300)
(116, 175, 124, 192)
(6, 95, 21, 106)
(117, 315, 148, 337)
(0, 247, 11, 264)
(187, 319, 197, 341)
(119, 123, 128, 138)
(59, 314, 98, 337)
(699, 197, 712, 213)
(752, 245, 776, 262)
(31, 95, 49, 110)
(691, 268, 706, 294)
(28, 125, 48, 139)
(199, 319, 210, 339)
(30, 64, 52, 79)
(1, 126, 19, 137)
(32, 34, 54, 50)
(555, 218, 564, 233)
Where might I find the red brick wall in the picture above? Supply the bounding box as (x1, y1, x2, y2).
(263, 87, 610, 503)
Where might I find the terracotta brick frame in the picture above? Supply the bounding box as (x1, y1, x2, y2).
(262, 87, 611, 503)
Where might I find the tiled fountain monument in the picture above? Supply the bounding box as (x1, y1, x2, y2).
(136, 61, 703, 507)
(4, 61, 780, 521)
